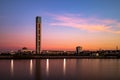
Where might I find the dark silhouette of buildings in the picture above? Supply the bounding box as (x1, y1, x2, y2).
(76, 46, 82, 55)
(36, 16, 41, 54)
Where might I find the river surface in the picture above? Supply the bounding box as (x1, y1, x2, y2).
(0, 59, 120, 80)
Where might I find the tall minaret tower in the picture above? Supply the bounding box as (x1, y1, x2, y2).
(36, 16, 41, 54)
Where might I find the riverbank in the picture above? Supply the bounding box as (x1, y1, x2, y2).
(0, 55, 119, 59)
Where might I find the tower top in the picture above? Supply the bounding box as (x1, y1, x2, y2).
(36, 16, 41, 23)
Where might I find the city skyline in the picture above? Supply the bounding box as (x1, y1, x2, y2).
(0, 0, 120, 51)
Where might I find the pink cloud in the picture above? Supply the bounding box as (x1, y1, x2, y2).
(49, 14, 120, 33)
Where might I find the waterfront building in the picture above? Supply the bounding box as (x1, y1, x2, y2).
(36, 16, 41, 54)
(76, 46, 82, 54)
(16, 47, 33, 55)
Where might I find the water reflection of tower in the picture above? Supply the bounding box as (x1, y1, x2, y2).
(36, 16, 41, 54)
(35, 60, 41, 80)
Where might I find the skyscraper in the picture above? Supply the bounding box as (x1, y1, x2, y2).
(36, 16, 41, 54)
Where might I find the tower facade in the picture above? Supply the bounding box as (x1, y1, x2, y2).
(36, 16, 41, 54)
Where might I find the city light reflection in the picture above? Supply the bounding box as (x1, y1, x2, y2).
(63, 58, 66, 75)
(46, 59, 49, 76)
(30, 59, 33, 75)
(11, 59, 14, 76)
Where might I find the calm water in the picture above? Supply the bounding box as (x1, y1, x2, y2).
(0, 59, 120, 80)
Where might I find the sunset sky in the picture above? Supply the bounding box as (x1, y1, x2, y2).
(0, 0, 120, 51)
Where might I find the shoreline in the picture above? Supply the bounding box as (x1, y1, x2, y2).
(0, 55, 119, 59)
